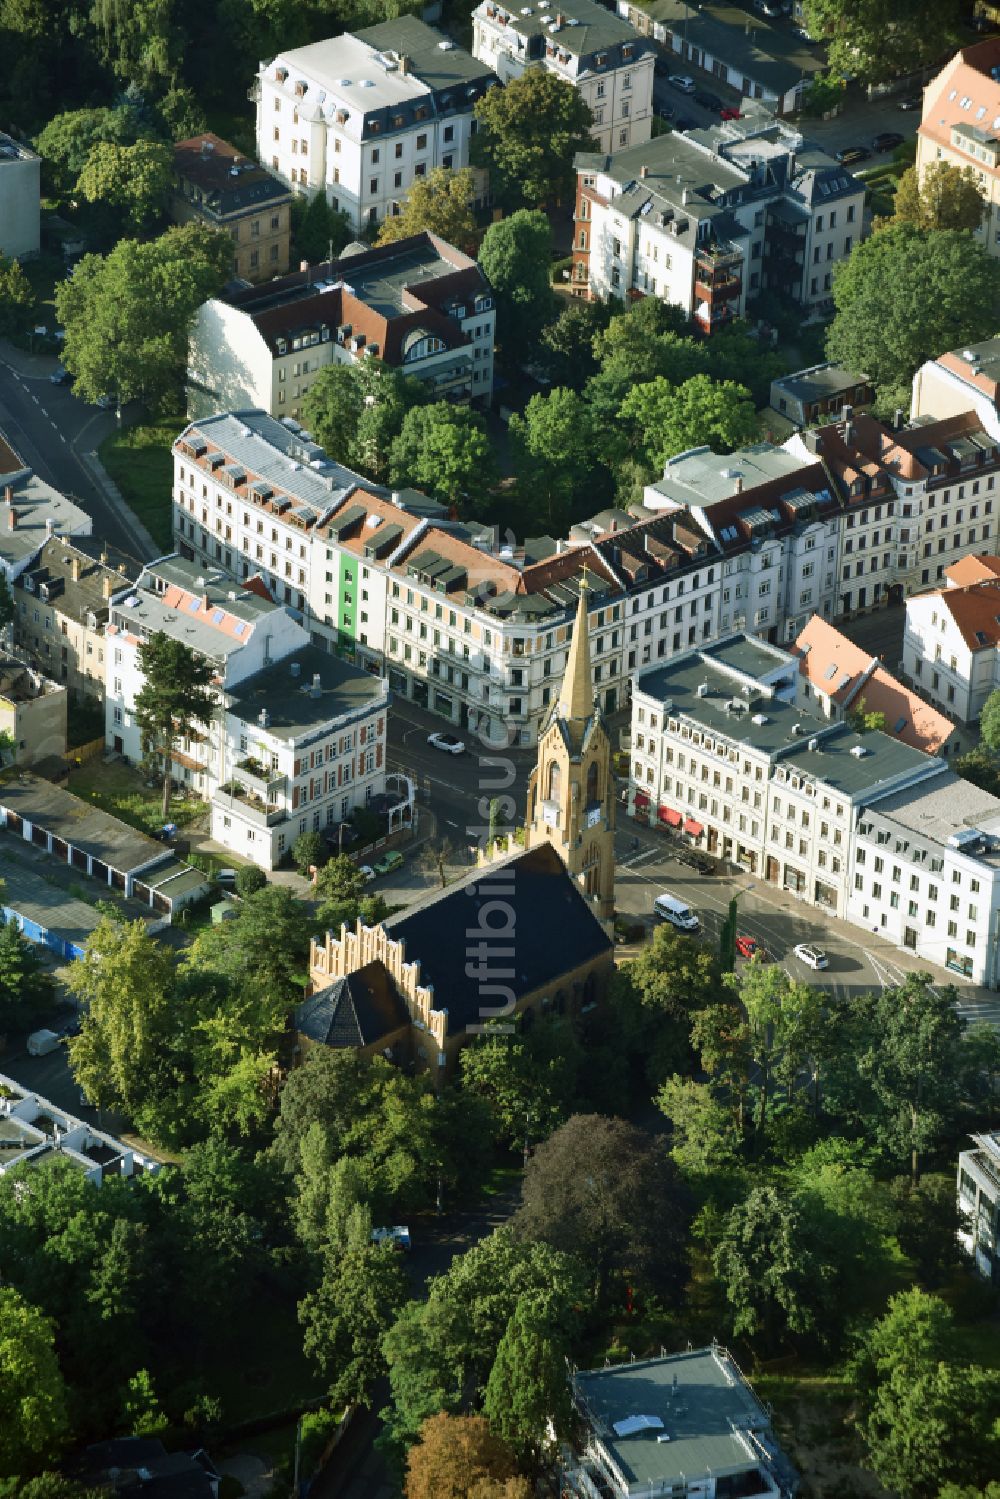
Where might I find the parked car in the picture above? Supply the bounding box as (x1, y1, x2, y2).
(796, 26, 818, 44)
(794, 943, 829, 971)
(373, 850, 404, 876)
(872, 131, 904, 153)
(668, 74, 696, 93)
(358, 864, 375, 883)
(835, 145, 871, 165)
(897, 96, 921, 111)
(371, 1225, 411, 1251)
(27, 1029, 61, 1057)
(50, 364, 72, 385)
(720, 105, 741, 120)
(735, 933, 767, 960)
(693, 89, 722, 111)
(215, 868, 238, 887)
(427, 731, 466, 755)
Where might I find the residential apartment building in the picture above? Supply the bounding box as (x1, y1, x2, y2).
(629, 635, 941, 916)
(12, 539, 136, 703)
(768, 362, 873, 431)
(795, 614, 960, 758)
(0, 1074, 162, 1183)
(847, 772, 1000, 984)
(253, 16, 494, 231)
(916, 40, 1000, 258)
(0, 439, 92, 585)
(170, 133, 293, 284)
(572, 105, 865, 316)
(563, 1345, 797, 1499)
(958, 1132, 1000, 1282)
(0, 132, 40, 259)
(912, 336, 1000, 429)
(187, 232, 496, 419)
(0, 657, 67, 766)
(902, 558, 1000, 724)
(105, 555, 388, 867)
(472, 0, 654, 154)
(619, 0, 824, 114)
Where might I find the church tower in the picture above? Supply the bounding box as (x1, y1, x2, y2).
(525, 581, 616, 924)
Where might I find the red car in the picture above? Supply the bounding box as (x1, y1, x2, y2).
(736, 933, 766, 960)
(720, 106, 741, 121)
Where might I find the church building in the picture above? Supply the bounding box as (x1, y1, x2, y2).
(295, 586, 616, 1080)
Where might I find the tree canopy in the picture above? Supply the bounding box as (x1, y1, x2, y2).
(478, 211, 555, 367)
(0, 1288, 68, 1477)
(301, 359, 426, 484)
(133, 630, 216, 820)
(893, 161, 986, 233)
(389, 402, 496, 509)
(473, 69, 595, 207)
(376, 167, 477, 251)
(404, 1414, 529, 1499)
(802, 0, 960, 86)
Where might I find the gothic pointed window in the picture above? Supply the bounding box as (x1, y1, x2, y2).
(547, 761, 562, 802)
(587, 760, 599, 804)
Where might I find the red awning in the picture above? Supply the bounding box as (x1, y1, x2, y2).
(683, 818, 704, 838)
(659, 806, 682, 826)
(634, 790, 651, 809)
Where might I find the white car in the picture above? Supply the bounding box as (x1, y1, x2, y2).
(358, 864, 375, 883)
(794, 943, 829, 971)
(427, 732, 466, 755)
(668, 74, 696, 93)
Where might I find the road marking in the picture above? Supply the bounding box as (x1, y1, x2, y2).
(30, 392, 39, 405)
(445, 820, 459, 829)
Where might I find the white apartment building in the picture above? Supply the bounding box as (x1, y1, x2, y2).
(253, 16, 495, 232)
(472, 0, 653, 155)
(629, 635, 942, 917)
(187, 232, 496, 421)
(903, 556, 1000, 724)
(572, 104, 864, 317)
(958, 1132, 1000, 1282)
(916, 40, 1000, 260)
(912, 337, 1000, 429)
(0, 133, 40, 260)
(847, 772, 1000, 985)
(105, 555, 388, 867)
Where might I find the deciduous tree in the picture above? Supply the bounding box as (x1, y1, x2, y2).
(376, 167, 477, 251)
(459, 1019, 579, 1150)
(620, 373, 758, 472)
(301, 359, 426, 483)
(0, 256, 35, 337)
(0, 916, 54, 1033)
(478, 211, 554, 367)
(474, 69, 595, 206)
(483, 1300, 572, 1464)
(389, 402, 495, 509)
(894, 161, 986, 232)
(299, 1241, 408, 1407)
(508, 386, 594, 531)
(75, 139, 173, 234)
(0, 1288, 69, 1477)
(802, 0, 960, 86)
(405, 1414, 528, 1499)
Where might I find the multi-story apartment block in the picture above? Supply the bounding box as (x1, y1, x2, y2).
(912, 336, 1000, 428)
(959, 1132, 1000, 1281)
(563, 1345, 797, 1499)
(12, 539, 136, 703)
(0, 439, 91, 585)
(795, 615, 960, 758)
(187, 232, 496, 420)
(768, 361, 873, 432)
(0, 132, 40, 259)
(472, 0, 653, 154)
(253, 16, 494, 232)
(847, 772, 1000, 984)
(629, 634, 941, 915)
(105, 555, 387, 867)
(903, 555, 1000, 724)
(572, 104, 864, 315)
(916, 40, 1000, 259)
(170, 133, 293, 284)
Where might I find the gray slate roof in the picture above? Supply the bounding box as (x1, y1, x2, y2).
(227, 644, 386, 741)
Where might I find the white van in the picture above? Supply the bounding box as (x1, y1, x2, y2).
(653, 894, 700, 932)
(27, 1029, 61, 1057)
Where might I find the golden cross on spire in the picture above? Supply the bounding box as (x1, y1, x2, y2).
(579, 561, 592, 596)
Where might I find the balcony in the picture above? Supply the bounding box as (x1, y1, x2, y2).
(694, 273, 741, 303)
(234, 756, 286, 800)
(695, 240, 743, 272)
(214, 783, 286, 828)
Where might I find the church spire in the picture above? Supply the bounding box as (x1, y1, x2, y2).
(560, 576, 594, 723)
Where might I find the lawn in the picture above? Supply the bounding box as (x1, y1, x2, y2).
(68, 757, 204, 838)
(98, 416, 183, 552)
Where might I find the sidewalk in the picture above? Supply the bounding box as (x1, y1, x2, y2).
(0, 337, 60, 380)
(77, 444, 161, 560)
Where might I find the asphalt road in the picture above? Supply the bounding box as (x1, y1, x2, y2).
(0, 357, 152, 563)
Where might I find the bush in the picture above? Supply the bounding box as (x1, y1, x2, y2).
(299, 1406, 343, 1477)
(235, 865, 267, 898)
(293, 829, 328, 875)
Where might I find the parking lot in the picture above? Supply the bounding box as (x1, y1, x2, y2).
(613, 825, 1000, 1030)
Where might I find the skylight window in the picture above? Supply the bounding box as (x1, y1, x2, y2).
(234, 621, 247, 636)
(823, 662, 838, 681)
(893, 716, 907, 733)
(212, 609, 225, 624)
(188, 599, 200, 612)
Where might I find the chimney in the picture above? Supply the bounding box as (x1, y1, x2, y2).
(202, 592, 209, 610)
(102, 575, 113, 600)
(100, 547, 108, 564)
(894, 407, 904, 429)
(300, 259, 309, 273)
(639, 163, 649, 180)
(45, 518, 55, 537)
(70, 556, 82, 583)
(682, 187, 689, 205)
(2, 484, 12, 505)
(399, 53, 410, 74)
(7, 507, 16, 531)
(117, 561, 127, 575)
(734, 474, 743, 493)
(311, 672, 322, 698)
(290, 660, 301, 678)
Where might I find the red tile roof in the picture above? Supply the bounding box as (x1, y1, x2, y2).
(934, 580, 1000, 652)
(945, 553, 1000, 587)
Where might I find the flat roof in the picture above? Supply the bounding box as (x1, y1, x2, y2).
(0, 773, 164, 874)
(868, 770, 1000, 851)
(484, 0, 641, 56)
(0, 841, 104, 950)
(0, 463, 92, 569)
(648, 442, 815, 508)
(275, 16, 489, 107)
(227, 644, 386, 741)
(772, 363, 869, 403)
(574, 1347, 776, 1491)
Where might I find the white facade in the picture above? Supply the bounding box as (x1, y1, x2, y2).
(903, 587, 998, 725)
(0, 1073, 161, 1183)
(254, 18, 493, 231)
(958, 1133, 1000, 1282)
(0, 134, 40, 259)
(473, 0, 654, 154)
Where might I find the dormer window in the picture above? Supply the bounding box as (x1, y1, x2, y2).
(276, 66, 288, 82)
(294, 80, 307, 97)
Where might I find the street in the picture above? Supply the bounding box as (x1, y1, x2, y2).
(0, 353, 153, 563)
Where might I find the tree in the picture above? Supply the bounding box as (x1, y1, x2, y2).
(539, 299, 611, 389)
(185, 884, 316, 1014)
(617, 922, 719, 1082)
(299, 1241, 408, 1407)
(656, 1076, 742, 1175)
(514, 1114, 691, 1303)
(389, 402, 496, 509)
(979, 687, 1000, 752)
(0, 916, 54, 1033)
(67, 917, 177, 1122)
(89, 0, 185, 92)
(405, 1414, 528, 1499)
(508, 386, 594, 532)
(133, 630, 216, 821)
(35, 105, 153, 193)
(155, 86, 207, 143)
(234, 864, 267, 898)
(293, 829, 327, 876)
(713, 1184, 828, 1348)
(0, 1288, 68, 1477)
(724, 961, 829, 1148)
(825, 224, 1000, 414)
(483, 1301, 572, 1464)
(0, 256, 35, 337)
(478, 212, 554, 367)
(620, 374, 759, 472)
(894, 161, 986, 233)
(75, 139, 173, 234)
(459, 1020, 579, 1150)
(802, 0, 960, 87)
(290, 191, 352, 264)
(474, 70, 595, 207)
(122, 1368, 168, 1439)
(313, 853, 367, 906)
(301, 359, 426, 483)
(890, 1173, 964, 1288)
(376, 167, 477, 251)
(55, 222, 232, 410)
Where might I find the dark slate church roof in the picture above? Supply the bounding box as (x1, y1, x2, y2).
(296, 961, 411, 1049)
